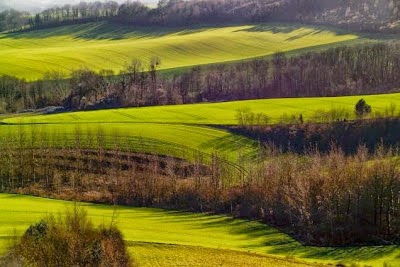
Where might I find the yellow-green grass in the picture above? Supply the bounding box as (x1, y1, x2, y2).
(0, 193, 398, 266)
(2, 92, 399, 163)
(131, 243, 317, 267)
(0, 123, 257, 164)
(0, 22, 362, 80)
(5, 92, 400, 126)
(1, 95, 399, 266)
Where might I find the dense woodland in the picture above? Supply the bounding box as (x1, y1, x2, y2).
(0, 125, 399, 246)
(1, 42, 400, 113)
(1, 0, 400, 32)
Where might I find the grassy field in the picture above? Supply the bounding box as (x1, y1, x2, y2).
(2, 95, 400, 265)
(0, 123, 257, 164)
(0, 193, 398, 266)
(2, 92, 399, 163)
(0, 22, 362, 80)
(6, 92, 400, 125)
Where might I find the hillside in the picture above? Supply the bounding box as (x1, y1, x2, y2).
(0, 22, 361, 80)
(2, 92, 400, 164)
(6, 92, 400, 125)
(264, 0, 400, 32)
(0, 193, 399, 266)
(0, 194, 315, 267)
(1, 1, 400, 266)
(2, 0, 399, 35)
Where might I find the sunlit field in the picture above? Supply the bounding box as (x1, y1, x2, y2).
(0, 22, 361, 80)
(6, 92, 400, 125)
(2, 93, 399, 164)
(0, 194, 398, 266)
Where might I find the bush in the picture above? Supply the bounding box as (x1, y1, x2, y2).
(8, 206, 134, 267)
(355, 99, 372, 117)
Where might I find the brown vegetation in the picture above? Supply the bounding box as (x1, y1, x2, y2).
(232, 108, 400, 155)
(1, 125, 400, 246)
(2, 42, 400, 113)
(3, 0, 399, 33)
(6, 205, 134, 267)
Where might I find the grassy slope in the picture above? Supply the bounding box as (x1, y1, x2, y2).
(2, 96, 400, 265)
(2, 93, 400, 163)
(0, 123, 257, 164)
(7, 92, 400, 125)
(0, 193, 398, 266)
(0, 22, 361, 80)
(131, 243, 316, 267)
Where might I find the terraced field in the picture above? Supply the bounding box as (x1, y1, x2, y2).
(0, 22, 362, 80)
(0, 193, 398, 266)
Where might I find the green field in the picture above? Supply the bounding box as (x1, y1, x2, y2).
(0, 123, 257, 165)
(2, 92, 400, 164)
(2, 94, 400, 266)
(6, 92, 400, 125)
(0, 193, 398, 266)
(0, 22, 362, 80)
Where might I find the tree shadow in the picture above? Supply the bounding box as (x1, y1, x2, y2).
(235, 23, 356, 38)
(285, 29, 324, 41)
(199, 133, 258, 160)
(149, 209, 400, 263)
(5, 194, 398, 264)
(267, 242, 400, 263)
(0, 21, 211, 41)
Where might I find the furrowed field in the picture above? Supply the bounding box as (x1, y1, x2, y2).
(0, 22, 362, 80)
(0, 193, 399, 266)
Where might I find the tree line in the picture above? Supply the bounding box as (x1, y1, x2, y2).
(0, 9, 30, 32)
(1, 42, 400, 113)
(0, 2, 119, 31)
(233, 109, 400, 155)
(2, 0, 400, 33)
(0, 124, 400, 246)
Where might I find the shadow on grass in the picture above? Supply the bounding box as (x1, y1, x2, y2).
(267, 243, 400, 263)
(199, 133, 258, 160)
(2, 21, 370, 42)
(139, 209, 295, 244)
(2, 193, 399, 263)
(238, 23, 400, 43)
(137, 209, 400, 263)
(0, 21, 211, 41)
(235, 23, 352, 36)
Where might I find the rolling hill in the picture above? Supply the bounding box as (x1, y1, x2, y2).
(0, 21, 362, 80)
(1, 92, 399, 166)
(0, 193, 398, 266)
(6, 92, 400, 125)
(1, 2, 399, 266)
(0, 93, 400, 163)
(2, 89, 400, 267)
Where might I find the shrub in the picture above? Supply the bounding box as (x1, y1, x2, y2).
(355, 99, 372, 117)
(9, 206, 134, 267)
